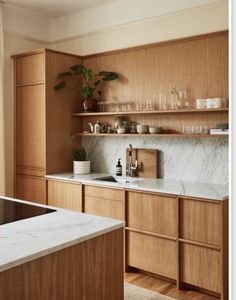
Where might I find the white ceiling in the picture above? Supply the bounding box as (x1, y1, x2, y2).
(4, 0, 115, 17)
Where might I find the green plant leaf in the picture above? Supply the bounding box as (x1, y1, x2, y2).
(54, 81, 66, 90)
(80, 86, 95, 98)
(98, 71, 119, 81)
(71, 64, 86, 75)
(58, 71, 72, 79)
(84, 69, 93, 81)
(73, 147, 87, 161)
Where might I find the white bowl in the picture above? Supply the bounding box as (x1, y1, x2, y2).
(149, 127, 162, 134)
(117, 127, 126, 134)
(137, 125, 149, 134)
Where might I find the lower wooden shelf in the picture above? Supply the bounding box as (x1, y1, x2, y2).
(73, 133, 228, 138)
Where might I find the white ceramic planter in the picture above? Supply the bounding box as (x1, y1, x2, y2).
(73, 161, 91, 174)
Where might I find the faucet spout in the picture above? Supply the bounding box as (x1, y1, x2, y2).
(126, 144, 138, 177)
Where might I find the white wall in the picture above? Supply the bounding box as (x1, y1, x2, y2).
(51, 0, 228, 55)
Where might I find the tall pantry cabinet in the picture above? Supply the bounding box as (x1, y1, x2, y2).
(13, 49, 82, 203)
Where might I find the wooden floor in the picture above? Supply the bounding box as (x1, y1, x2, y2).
(125, 272, 219, 300)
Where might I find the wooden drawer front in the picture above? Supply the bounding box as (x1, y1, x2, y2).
(17, 175, 46, 204)
(84, 196, 124, 220)
(127, 192, 177, 237)
(84, 185, 123, 201)
(16, 53, 45, 84)
(47, 180, 82, 212)
(127, 231, 177, 279)
(16, 85, 46, 172)
(180, 199, 221, 245)
(181, 243, 221, 293)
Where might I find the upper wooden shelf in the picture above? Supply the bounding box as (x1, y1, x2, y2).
(71, 108, 228, 117)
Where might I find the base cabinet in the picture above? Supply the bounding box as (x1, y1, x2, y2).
(84, 185, 124, 221)
(181, 243, 221, 293)
(47, 180, 82, 212)
(16, 175, 46, 204)
(127, 230, 177, 279)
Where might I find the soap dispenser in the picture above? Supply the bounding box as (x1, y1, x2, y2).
(116, 159, 122, 176)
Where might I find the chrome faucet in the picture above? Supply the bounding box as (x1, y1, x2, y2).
(126, 144, 138, 177)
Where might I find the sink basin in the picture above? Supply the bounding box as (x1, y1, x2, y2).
(93, 176, 117, 182)
(93, 175, 141, 184)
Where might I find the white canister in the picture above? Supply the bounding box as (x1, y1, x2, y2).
(206, 98, 214, 108)
(213, 98, 223, 108)
(196, 99, 206, 109)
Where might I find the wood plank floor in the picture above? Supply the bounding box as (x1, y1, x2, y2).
(125, 272, 219, 300)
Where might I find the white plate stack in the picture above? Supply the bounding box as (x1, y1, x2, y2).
(73, 161, 91, 174)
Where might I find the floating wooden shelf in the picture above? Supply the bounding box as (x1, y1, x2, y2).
(73, 133, 228, 138)
(71, 108, 228, 117)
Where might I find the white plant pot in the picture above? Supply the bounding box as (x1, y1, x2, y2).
(73, 161, 90, 174)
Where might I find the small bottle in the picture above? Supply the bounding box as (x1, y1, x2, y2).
(116, 159, 122, 176)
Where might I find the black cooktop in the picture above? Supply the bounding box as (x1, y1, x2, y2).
(0, 198, 56, 225)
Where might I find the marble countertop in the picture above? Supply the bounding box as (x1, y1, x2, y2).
(46, 173, 228, 201)
(0, 196, 124, 272)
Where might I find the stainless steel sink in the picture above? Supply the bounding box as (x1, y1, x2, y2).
(93, 176, 117, 182)
(93, 176, 141, 184)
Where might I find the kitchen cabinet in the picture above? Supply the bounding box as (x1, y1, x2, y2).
(126, 191, 227, 299)
(47, 180, 82, 212)
(13, 49, 82, 203)
(179, 198, 228, 299)
(17, 175, 46, 204)
(84, 185, 124, 220)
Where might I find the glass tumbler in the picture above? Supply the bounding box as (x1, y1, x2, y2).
(146, 99, 154, 111)
(159, 93, 167, 110)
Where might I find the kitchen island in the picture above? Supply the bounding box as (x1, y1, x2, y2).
(0, 196, 124, 300)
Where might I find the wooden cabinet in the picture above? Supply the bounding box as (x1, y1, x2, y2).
(126, 191, 227, 299)
(84, 185, 124, 220)
(181, 243, 221, 293)
(127, 191, 177, 236)
(13, 49, 82, 203)
(47, 180, 82, 211)
(179, 198, 228, 299)
(180, 198, 222, 245)
(16, 84, 46, 176)
(17, 175, 46, 204)
(127, 231, 177, 279)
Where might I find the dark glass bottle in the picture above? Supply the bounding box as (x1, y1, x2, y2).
(116, 159, 122, 176)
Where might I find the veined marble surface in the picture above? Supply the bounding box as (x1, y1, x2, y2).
(82, 136, 228, 184)
(46, 173, 228, 201)
(0, 196, 124, 272)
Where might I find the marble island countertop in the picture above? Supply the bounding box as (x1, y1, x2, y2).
(0, 196, 124, 272)
(46, 173, 228, 201)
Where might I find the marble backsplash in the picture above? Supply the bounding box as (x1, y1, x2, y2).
(82, 136, 228, 185)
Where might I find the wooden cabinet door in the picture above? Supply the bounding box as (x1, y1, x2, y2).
(47, 180, 82, 212)
(127, 191, 177, 237)
(127, 230, 177, 279)
(180, 198, 222, 245)
(16, 53, 45, 84)
(16, 84, 45, 176)
(84, 185, 124, 220)
(181, 243, 221, 293)
(17, 175, 46, 204)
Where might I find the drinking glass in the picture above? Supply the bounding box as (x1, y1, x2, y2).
(146, 99, 154, 111)
(136, 100, 143, 111)
(159, 93, 167, 110)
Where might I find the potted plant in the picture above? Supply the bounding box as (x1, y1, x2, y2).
(54, 64, 119, 112)
(73, 147, 90, 174)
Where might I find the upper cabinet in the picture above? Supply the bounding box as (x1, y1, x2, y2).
(13, 49, 83, 202)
